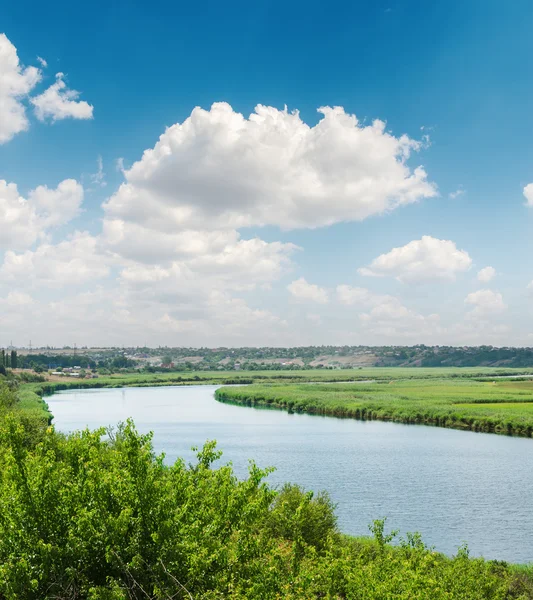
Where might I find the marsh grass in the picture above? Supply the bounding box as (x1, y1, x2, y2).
(216, 379, 533, 437)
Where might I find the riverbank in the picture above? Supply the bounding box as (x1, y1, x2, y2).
(216, 379, 533, 438)
(16, 366, 533, 423)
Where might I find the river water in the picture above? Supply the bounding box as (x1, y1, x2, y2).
(47, 384, 533, 563)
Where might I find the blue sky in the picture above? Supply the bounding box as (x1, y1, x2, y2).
(0, 0, 532, 347)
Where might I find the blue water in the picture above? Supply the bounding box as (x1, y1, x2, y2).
(47, 385, 533, 563)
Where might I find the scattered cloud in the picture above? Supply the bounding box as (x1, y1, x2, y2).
(90, 155, 106, 188)
(0, 33, 41, 143)
(36, 56, 47, 68)
(449, 186, 465, 199)
(465, 289, 507, 317)
(524, 183, 533, 208)
(477, 266, 496, 283)
(288, 277, 329, 304)
(31, 72, 93, 122)
(359, 236, 472, 283)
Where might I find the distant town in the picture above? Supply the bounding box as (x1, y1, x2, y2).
(2, 344, 533, 376)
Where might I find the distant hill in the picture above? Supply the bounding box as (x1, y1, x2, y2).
(11, 344, 533, 370)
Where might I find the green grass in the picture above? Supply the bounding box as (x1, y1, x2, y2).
(16, 366, 533, 428)
(215, 378, 533, 437)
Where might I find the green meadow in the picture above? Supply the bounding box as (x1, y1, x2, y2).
(216, 378, 533, 437)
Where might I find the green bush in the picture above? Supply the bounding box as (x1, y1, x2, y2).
(265, 483, 337, 551)
(0, 409, 531, 598)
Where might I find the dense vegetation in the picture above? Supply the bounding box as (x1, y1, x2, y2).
(1, 377, 533, 599)
(15, 367, 533, 424)
(3, 370, 533, 597)
(216, 379, 533, 437)
(9, 344, 533, 372)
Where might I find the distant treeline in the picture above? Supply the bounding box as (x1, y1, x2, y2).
(6, 345, 533, 372)
(3, 353, 137, 371)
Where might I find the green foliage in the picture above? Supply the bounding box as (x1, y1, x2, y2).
(0, 412, 530, 598)
(217, 378, 533, 437)
(265, 483, 337, 551)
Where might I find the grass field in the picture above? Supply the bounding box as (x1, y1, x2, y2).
(215, 378, 533, 437)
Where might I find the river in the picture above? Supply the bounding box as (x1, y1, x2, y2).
(47, 384, 533, 564)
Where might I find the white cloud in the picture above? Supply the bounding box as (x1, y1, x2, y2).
(5, 291, 33, 306)
(117, 235, 296, 290)
(90, 156, 106, 188)
(524, 184, 533, 208)
(465, 289, 507, 317)
(336, 284, 392, 307)
(0, 33, 41, 143)
(31, 72, 93, 122)
(359, 297, 440, 339)
(1, 232, 109, 286)
(104, 102, 436, 232)
(28, 179, 83, 227)
(36, 56, 47, 68)
(0, 178, 84, 250)
(477, 266, 496, 283)
(0, 180, 41, 249)
(358, 236, 472, 283)
(69, 101, 439, 344)
(288, 277, 329, 304)
(335, 283, 440, 339)
(449, 187, 465, 199)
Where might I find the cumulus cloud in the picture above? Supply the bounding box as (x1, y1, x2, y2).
(358, 236, 472, 283)
(0, 180, 41, 249)
(0, 178, 84, 250)
(117, 235, 296, 291)
(288, 277, 329, 304)
(465, 289, 507, 317)
(335, 284, 440, 340)
(359, 299, 440, 338)
(92, 101, 435, 342)
(336, 284, 391, 307)
(357, 295, 440, 340)
(31, 72, 93, 122)
(477, 266, 496, 283)
(524, 184, 533, 208)
(28, 179, 84, 227)
(104, 102, 436, 232)
(1, 232, 109, 286)
(0, 33, 41, 143)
